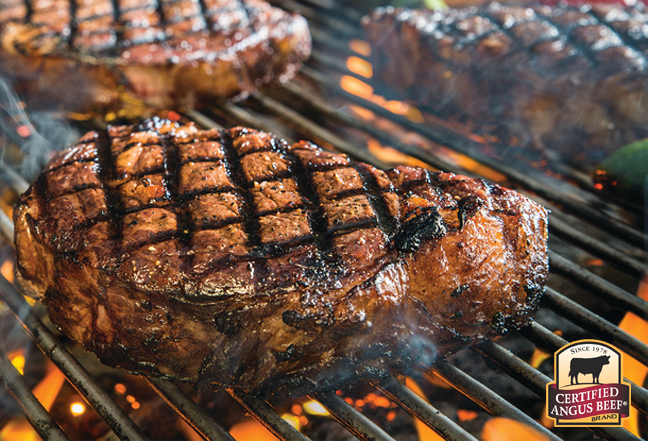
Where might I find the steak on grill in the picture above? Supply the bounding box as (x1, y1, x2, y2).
(363, 2, 648, 165)
(0, 0, 311, 111)
(14, 118, 548, 394)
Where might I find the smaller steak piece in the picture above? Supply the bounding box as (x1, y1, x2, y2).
(363, 2, 648, 164)
(0, 0, 311, 111)
(14, 118, 548, 394)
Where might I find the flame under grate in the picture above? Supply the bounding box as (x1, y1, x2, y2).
(0, 0, 647, 440)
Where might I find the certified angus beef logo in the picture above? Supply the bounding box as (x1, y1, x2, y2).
(546, 340, 631, 426)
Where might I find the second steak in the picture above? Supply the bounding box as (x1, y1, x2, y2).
(364, 2, 648, 164)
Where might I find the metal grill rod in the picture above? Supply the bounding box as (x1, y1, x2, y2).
(143, 377, 235, 441)
(432, 360, 561, 441)
(547, 212, 645, 278)
(542, 287, 648, 364)
(313, 390, 395, 441)
(473, 340, 642, 441)
(0, 274, 148, 441)
(264, 81, 470, 174)
(0, 350, 69, 440)
(227, 388, 309, 441)
(549, 252, 647, 320)
(373, 376, 479, 441)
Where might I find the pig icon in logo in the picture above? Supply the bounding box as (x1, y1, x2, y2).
(569, 355, 610, 385)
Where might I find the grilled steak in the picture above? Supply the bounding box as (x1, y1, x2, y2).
(364, 2, 648, 164)
(0, 0, 310, 111)
(14, 118, 548, 394)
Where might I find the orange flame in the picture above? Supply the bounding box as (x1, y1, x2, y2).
(347, 57, 373, 79)
(229, 419, 277, 440)
(404, 377, 446, 441)
(349, 39, 371, 57)
(0, 360, 67, 440)
(1, 260, 14, 284)
(481, 417, 549, 441)
(618, 272, 648, 437)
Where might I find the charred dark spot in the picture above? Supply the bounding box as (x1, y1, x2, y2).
(491, 312, 508, 335)
(274, 344, 303, 362)
(524, 282, 544, 307)
(450, 284, 469, 298)
(393, 206, 446, 252)
(213, 311, 241, 337)
(458, 195, 483, 229)
(140, 300, 152, 311)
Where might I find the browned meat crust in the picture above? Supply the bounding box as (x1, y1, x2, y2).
(14, 118, 548, 394)
(363, 2, 648, 164)
(0, 0, 311, 111)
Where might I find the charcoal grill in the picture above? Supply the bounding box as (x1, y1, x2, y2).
(0, 0, 647, 439)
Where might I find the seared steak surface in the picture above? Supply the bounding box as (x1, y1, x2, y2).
(14, 118, 548, 394)
(364, 2, 648, 164)
(0, 0, 310, 110)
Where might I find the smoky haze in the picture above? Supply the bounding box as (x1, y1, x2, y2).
(0, 77, 79, 182)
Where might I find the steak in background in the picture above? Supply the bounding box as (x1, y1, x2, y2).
(0, 0, 311, 111)
(363, 2, 648, 165)
(14, 118, 548, 394)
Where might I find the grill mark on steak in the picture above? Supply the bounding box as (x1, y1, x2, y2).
(221, 130, 262, 251)
(353, 163, 398, 238)
(96, 129, 123, 241)
(161, 132, 192, 247)
(284, 147, 334, 258)
(109, 0, 121, 47)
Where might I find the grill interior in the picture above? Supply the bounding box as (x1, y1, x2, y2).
(0, 0, 647, 440)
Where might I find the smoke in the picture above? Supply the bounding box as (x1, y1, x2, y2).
(0, 77, 79, 182)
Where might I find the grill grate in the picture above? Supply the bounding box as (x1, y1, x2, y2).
(1, 0, 647, 440)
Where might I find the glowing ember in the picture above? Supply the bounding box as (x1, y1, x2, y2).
(302, 400, 329, 416)
(348, 104, 376, 121)
(9, 350, 25, 375)
(456, 409, 478, 422)
(114, 383, 127, 395)
(281, 413, 303, 430)
(481, 417, 549, 441)
(70, 402, 86, 416)
(340, 75, 374, 98)
(586, 258, 604, 267)
(367, 139, 433, 169)
(1, 260, 14, 284)
(440, 149, 506, 182)
(167, 111, 181, 122)
(618, 272, 648, 437)
(349, 39, 371, 57)
(229, 419, 276, 441)
(347, 56, 373, 79)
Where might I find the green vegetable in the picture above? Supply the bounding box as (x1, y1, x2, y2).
(596, 138, 648, 192)
(357, 0, 446, 10)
